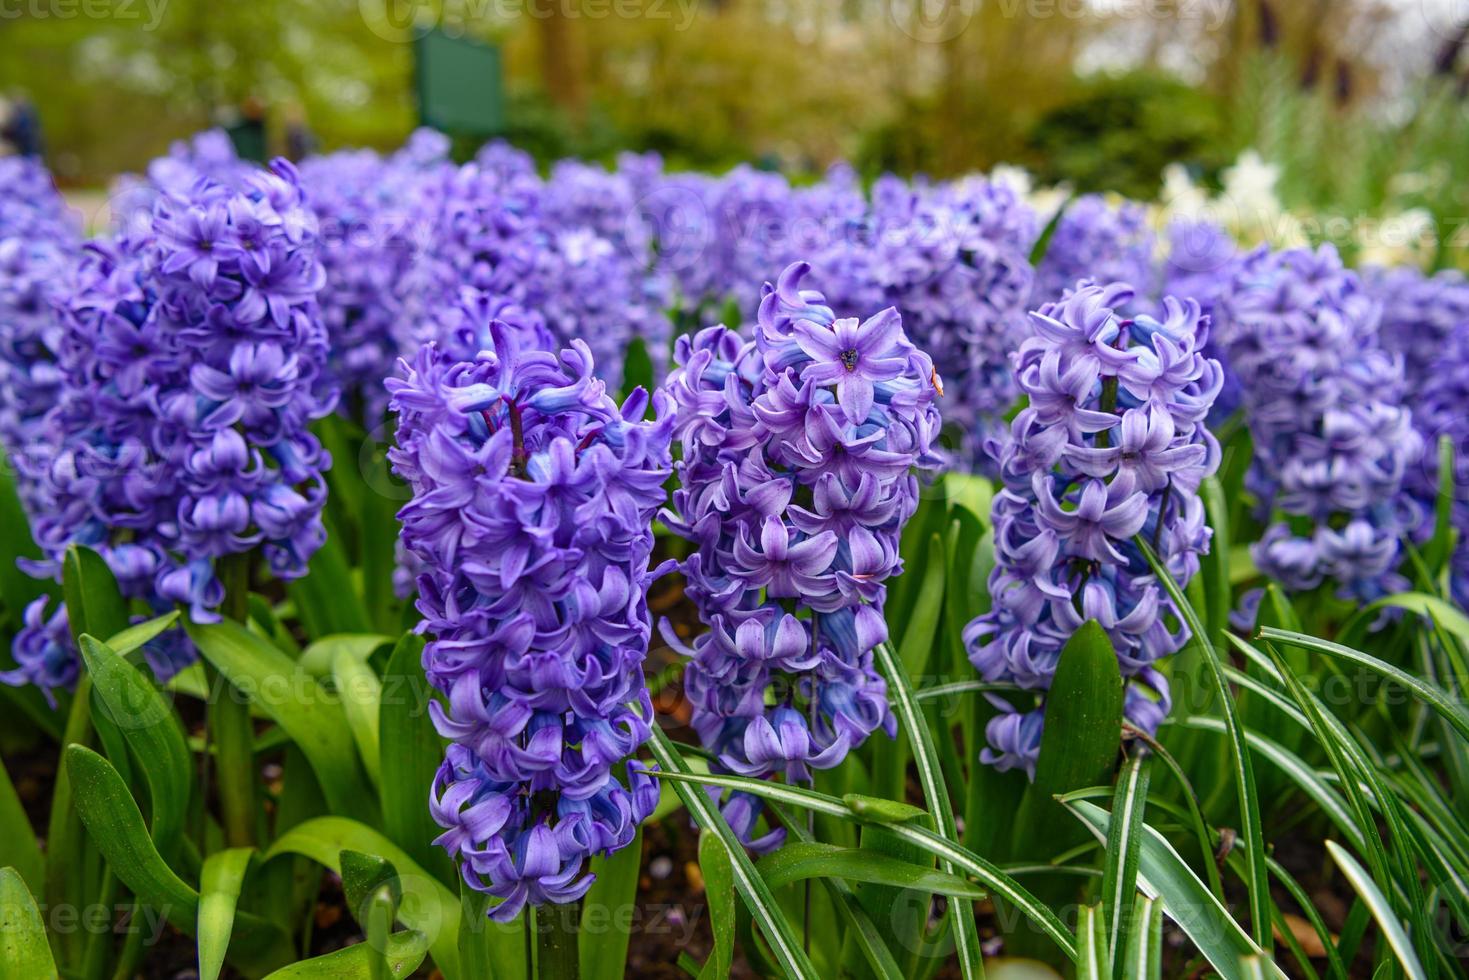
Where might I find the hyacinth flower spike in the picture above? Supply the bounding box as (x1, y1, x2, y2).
(660, 260, 941, 849)
(391, 322, 673, 922)
(967, 280, 1220, 778)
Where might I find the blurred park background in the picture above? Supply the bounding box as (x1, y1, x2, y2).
(4, 0, 1469, 238)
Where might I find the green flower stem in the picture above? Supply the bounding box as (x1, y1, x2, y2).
(535, 899, 580, 980)
(210, 552, 257, 847)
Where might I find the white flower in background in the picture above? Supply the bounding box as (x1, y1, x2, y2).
(1358, 207, 1436, 269)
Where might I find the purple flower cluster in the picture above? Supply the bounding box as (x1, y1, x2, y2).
(816, 175, 1038, 467)
(1033, 195, 1155, 308)
(966, 281, 1222, 778)
(298, 143, 442, 420)
(1367, 266, 1469, 604)
(1214, 246, 1421, 603)
(399, 145, 670, 393)
(645, 164, 868, 318)
(7, 160, 335, 697)
(0, 157, 79, 509)
(1162, 218, 1244, 423)
(388, 325, 674, 922)
(661, 261, 942, 848)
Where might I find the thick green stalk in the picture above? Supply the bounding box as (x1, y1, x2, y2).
(535, 900, 579, 980)
(45, 681, 93, 970)
(211, 553, 256, 847)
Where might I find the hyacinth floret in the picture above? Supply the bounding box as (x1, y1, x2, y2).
(5, 160, 335, 698)
(389, 323, 674, 921)
(965, 280, 1221, 778)
(661, 261, 941, 849)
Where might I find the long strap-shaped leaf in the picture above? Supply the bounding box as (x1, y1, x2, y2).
(1101, 751, 1150, 976)
(645, 727, 819, 980)
(646, 757, 1077, 959)
(185, 618, 378, 822)
(0, 867, 58, 980)
(872, 640, 985, 979)
(1259, 626, 1469, 743)
(1063, 798, 1284, 980)
(64, 746, 294, 977)
(78, 634, 192, 860)
(1326, 842, 1429, 980)
(199, 848, 255, 980)
(764, 804, 907, 980)
(1136, 538, 1271, 952)
(1075, 903, 1108, 980)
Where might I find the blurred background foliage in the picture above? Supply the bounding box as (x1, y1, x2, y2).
(4, 0, 1469, 221)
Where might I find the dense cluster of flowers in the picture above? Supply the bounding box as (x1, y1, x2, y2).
(5, 160, 336, 696)
(1163, 218, 1243, 423)
(389, 325, 674, 921)
(661, 261, 942, 847)
(1213, 246, 1421, 603)
(297, 133, 453, 420)
(965, 281, 1222, 777)
(816, 175, 1038, 465)
(399, 143, 669, 393)
(0, 157, 79, 510)
(1032, 195, 1155, 308)
(1367, 266, 1469, 604)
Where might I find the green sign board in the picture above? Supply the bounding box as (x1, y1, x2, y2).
(413, 29, 504, 136)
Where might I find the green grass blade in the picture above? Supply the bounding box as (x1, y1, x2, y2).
(198, 848, 255, 980)
(65, 746, 293, 976)
(1137, 537, 1271, 952)
(581, 828, 644, 980)
(1063, 797, 1283, 980)
(646, 762, 1077, 959)
(1326, 841, 1428, 980)
(765, 805, 906, 980)
(1178, 714, 1362, 853)
(260, 931, 429, 979)
(265, 816, 462, 980)
(1258, 626, 1469, 742)
(377, 634, 456, 890)
(332, 649, 382, 789)
(644, 726, 819, 980)
(872, 636, 984, 980)
(1102, 751, 1150, 976)
(696, 830, 735, 980)
(757, 841, 986, 898)
(1076, 903, 1108, 980)
(0, 757, 44, 896)
(0, 867, 57, 979)
(1119, 894, 1161, 980)
(105, 611, 180, 660)
(0, 866, 57, 980)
